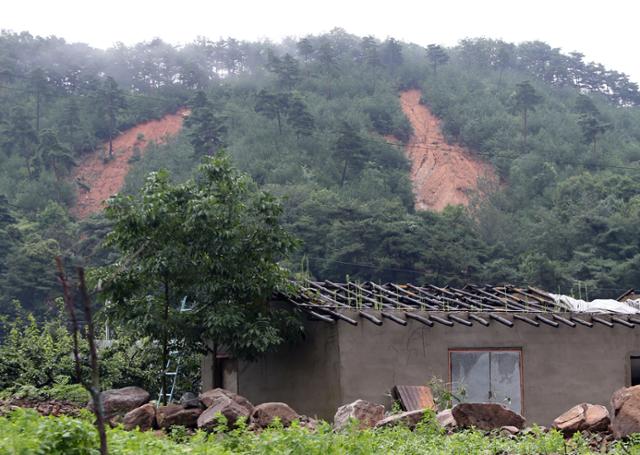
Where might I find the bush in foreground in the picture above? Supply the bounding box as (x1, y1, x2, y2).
(3, 408, 640, 454)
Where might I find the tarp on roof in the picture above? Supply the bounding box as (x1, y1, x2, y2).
(550, 294, 640, 314)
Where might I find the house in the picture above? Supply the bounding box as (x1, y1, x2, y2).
(202, 281, 640, 424)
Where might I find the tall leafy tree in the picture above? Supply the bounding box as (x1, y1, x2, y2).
(513, 80, 542, 150)
(426, 44, 449, 75)
(184, 91, 227, 156)
(99, 153, 300, 398)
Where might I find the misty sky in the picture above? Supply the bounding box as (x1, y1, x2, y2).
(4, 0, 639, 82)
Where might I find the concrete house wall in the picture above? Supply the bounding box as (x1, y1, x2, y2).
(204, 310, 640, 424)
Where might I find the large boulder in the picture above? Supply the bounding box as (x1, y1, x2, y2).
(199, 389, 253, 413)
(611, 385, 640, 438)
(90, 387, 150, 419)
(334, 399, 385, 430)
(156, 404, 202, 429)
(250, 402, 299, 428)
(452, 403, 525, 431)
(197, 395, 250, 430)
(552, 403, 610, 434)
(436, 409, 457, 430)
(375, 409, 426, 430)
(123, 403, 157, 431)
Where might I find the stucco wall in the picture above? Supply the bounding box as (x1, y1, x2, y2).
(235, 320, 342, 419)
(336, 310, 640, 425)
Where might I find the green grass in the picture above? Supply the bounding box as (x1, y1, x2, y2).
(1, 408, 637, 454)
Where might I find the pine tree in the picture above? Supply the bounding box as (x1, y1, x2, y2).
(427, 44, 449, 75)
(513, 81, 542, 150)
(184, 91, 227, 156)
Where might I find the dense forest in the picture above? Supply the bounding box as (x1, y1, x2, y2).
(2, 28, 640, 316)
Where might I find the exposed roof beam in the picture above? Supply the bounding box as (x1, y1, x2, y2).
(513, 314, 539, 327)
(405, 312, 434, 326)
(468, 313, 490, 326)
(359, 311, 383, 326)
(381, 312, 408, 326)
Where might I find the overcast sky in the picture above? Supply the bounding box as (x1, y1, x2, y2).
(4, 0, 639, 82)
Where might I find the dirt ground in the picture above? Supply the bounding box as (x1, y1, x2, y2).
(399, 90, 496, 211)
(70, 109, 188, 219)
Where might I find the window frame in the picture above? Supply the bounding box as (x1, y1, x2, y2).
(448, 347, 525, 414)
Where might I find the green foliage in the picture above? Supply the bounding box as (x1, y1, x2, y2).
(2, 28, 640, 316)
(184, 91, 227, 156)
(2, 409, 636, 454)
(99, 152, 301, 368)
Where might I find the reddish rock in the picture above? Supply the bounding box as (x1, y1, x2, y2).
(156, 404, 202, 429)
(552, 403, 610, 434)
(375, 409, 426, 430)
(123, 403, 157, 431)
(611, 385, 640, 439)
(250, 402, 299, 428)
(199, 388, 253, 413)
(90, 387, 150, 419)
(452, 403, 525, 431)
(197, 396, 250, 430)
(334, 400, 385, 430)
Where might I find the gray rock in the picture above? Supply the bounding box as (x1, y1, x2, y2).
(375, 409, 426, 430)
(334, 399, 385, 430)
(179, 392, 203, 409)
(436, 409, 457, 430)
(123, 403, 156, 431)
(452, 403, 525, 431)
(250, 402, 299, 428)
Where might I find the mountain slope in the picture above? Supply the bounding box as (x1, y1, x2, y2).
(70, 110, 188, 219)
(399, 89, 496, 210)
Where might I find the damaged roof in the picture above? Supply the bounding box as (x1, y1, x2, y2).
(279, 281, 640, 329)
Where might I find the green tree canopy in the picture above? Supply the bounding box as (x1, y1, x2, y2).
(184, 91, 227, 156)
(98, 152, 301, 398)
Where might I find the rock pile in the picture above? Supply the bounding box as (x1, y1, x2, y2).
(72, 383, 640, 442)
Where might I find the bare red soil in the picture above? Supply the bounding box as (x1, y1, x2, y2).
(70, 109, 188, 219)
(399, 90, 496, 211)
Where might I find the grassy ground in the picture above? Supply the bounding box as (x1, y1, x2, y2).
(1, 408, 638, 454)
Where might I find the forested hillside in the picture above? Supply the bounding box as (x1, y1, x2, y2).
(2, 29, 640, 315)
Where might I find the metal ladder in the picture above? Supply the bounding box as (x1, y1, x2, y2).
(157, 296, 191, 405)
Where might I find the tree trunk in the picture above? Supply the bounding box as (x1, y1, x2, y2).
(108, 113, 114, 158)
(522, 108, 528, 151)
(78, 268, 108, 455)
(276, 111, 282, 135)
(36, 91, 41, 133)
(340, 160, 348, 187)
(161, 278, 170, 405)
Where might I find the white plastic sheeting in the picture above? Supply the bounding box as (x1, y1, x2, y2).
(550, 294, 640, 314)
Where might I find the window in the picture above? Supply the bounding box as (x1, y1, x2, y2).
(631, 356, 640, 386)
(449, 349, 523, 414)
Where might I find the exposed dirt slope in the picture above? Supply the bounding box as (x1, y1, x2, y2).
(70, 109, 188, 219)
(399, 90, 495, 211)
